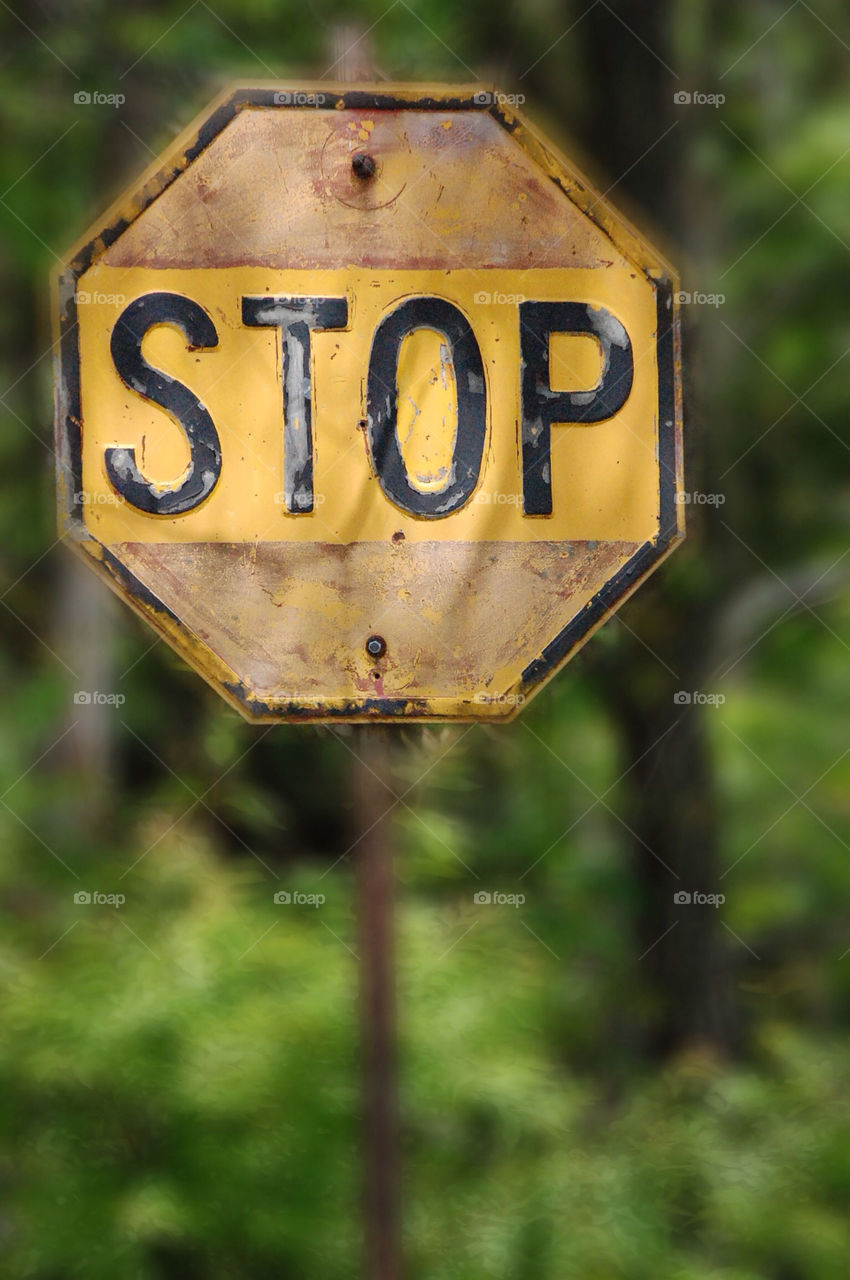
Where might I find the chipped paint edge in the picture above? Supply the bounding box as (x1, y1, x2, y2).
(52, 82, 684, 725)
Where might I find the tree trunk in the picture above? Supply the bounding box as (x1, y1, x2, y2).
(573, 0, 735, 1055)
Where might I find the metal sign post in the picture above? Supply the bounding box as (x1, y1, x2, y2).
(352, 726, 401, 1279)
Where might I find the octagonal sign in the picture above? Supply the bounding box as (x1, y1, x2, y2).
(53, 83, 683, 723)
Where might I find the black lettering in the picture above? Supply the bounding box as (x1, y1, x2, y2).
(107, 292, 221, 516)
(242, 295, 348, 513)
(366, 297, 487, 518)
(519, 301, 634, 516)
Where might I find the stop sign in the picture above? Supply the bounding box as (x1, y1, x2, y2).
(53, 84, 683, 723)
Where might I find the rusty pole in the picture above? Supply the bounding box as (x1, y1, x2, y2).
(351, 726, 401, 1280)
(330, 27, 402, 1280)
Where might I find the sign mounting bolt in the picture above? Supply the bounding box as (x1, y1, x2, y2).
(366, 635, 387, 658)
(352, 152, 377, 179)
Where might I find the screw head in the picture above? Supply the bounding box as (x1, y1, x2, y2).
(352, 152, 377, 179)
(366, 635, 386, 658)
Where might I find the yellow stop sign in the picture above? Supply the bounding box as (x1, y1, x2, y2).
(53, 83, 683, 723)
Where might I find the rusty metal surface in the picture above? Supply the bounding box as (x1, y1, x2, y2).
(100, 538, 638, 720)
(53, 83, 684, 723)
(98, 106, 630, 272)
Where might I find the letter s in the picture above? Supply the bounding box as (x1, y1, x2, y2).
(106, 292, 221, 515)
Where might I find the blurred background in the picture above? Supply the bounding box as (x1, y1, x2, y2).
(1, 0, 849, 1276)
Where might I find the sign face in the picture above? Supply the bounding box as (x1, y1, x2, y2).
(54, 83, 683, 723)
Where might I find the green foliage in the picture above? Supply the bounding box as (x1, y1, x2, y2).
(1, 0, 848, 1275)
(6, 836, 850, 1277)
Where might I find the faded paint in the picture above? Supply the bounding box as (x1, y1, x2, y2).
(396, 328, 458, 492)
(53, 83, 684, 723)
(74, 265, 661, 545)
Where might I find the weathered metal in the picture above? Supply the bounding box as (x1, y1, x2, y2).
(53, 83, 683, 722)
(352, 725, 401, 1280)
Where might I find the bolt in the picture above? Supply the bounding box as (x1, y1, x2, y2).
(366, 635, 386, 659)
(352, 152, 377, 179)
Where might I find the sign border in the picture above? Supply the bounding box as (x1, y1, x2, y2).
(53, 82, 684, 723)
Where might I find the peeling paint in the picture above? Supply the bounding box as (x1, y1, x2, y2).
(53, 83, 683, 724)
